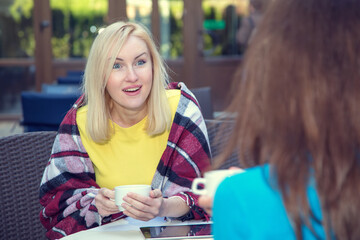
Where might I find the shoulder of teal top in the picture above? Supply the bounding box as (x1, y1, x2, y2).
(213, 164, 297, 240)
(214, 164, 326, 240)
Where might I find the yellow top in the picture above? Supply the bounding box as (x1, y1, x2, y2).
(77, 89, 181, 189)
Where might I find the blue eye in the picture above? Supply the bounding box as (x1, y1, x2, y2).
(113, 63, 121, 69)
(136, 60, 146, 66)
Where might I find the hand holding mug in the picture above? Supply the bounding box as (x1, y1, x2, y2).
(95, 188, 119, 217)
(115, 185, 167, 221)
(194, 168, 244, 216)
(122, 188, 164, 221)
(115, 185, 151, 210)
(192, 169, 244, 197)
(198, 195, 214, 216)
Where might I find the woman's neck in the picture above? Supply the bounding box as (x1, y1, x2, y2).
(110, 105, 148, 128)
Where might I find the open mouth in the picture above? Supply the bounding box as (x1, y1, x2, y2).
(123, 86, 141, 92)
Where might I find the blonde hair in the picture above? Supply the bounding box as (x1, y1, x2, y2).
(82, 21, 171, 143)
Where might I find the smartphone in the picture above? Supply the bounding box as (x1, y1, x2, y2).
(140, 223, 213, 239)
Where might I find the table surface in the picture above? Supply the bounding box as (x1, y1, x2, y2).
(62, 217, 213, 240)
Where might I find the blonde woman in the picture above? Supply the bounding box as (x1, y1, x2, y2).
(39, 21, 211, 239)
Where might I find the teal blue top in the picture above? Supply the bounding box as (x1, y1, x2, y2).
(213, 164, 328, 239)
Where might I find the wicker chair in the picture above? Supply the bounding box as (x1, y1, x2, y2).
(205, 119, 241, 169)
(0, 131, 57, 240)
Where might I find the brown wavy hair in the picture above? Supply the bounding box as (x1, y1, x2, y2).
(216, 0, 360, 239)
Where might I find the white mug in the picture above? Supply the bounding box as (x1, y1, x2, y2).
(192, 169, 244, 197)
(114, 184, 151, 211)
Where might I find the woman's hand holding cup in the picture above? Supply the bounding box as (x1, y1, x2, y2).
(121, 188, 164, 221)
(94, 187, 119, 217)
(195, 167, 244, 216)
(114, 184, 166, 221)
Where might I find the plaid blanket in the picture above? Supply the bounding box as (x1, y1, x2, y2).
(39, 82, 211, 239)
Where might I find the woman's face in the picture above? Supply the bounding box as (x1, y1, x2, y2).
(106, 35, 153, 117)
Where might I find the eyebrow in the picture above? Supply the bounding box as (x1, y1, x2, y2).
(115, 52, 147, 61)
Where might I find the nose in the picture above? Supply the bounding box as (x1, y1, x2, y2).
(126, 66, 138, 82)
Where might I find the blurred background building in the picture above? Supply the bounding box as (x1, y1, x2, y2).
(0, 0, 253, 135)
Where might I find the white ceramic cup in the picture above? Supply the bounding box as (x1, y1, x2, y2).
(114, 184, 151, 211)
(191, 169, 244, 197)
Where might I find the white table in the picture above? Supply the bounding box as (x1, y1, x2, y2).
(62, 217, 213, 240)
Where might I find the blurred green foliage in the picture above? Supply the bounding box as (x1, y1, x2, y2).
(4, 0, 186, 59)
(9, 0, 33, 22)
(202, 2, 242, 56)
(1, 0, 34, 57)
(50, 0, 107, 58)
(168, 6, 183, 58)
(3, 0, 241, 59)
(4, 0, 106, 58)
